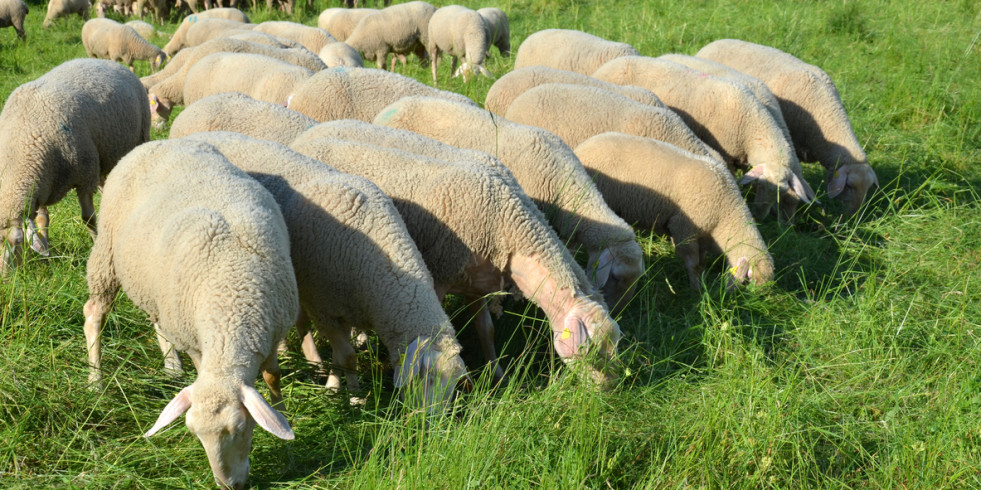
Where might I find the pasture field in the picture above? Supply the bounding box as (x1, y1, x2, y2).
(1, 0, 979, 487)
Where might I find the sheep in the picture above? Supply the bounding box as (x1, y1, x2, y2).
(513, 28, 639, 75)
(373, 96, 645, 316)
(125, 20, 163, 40)
(696, 39, 878, 214)
(484, 65, 664, 116)
(574, 132, 775, 290)
(169, 92, 317, 146)
(182, 131, 470, 411)
(132, 0, 167, 24)
(163, 15, 251, 56)
(284, 67, 476, 123)
(0, 0, 28, 41)
(290, 136, 621, 387)
(253, 21, 337, 54)
(427, 5, 492, 85)
(41, 0, 88, 29)
(502, 83, 726, 168)
(146, 38, 326, 128)
(592, 56, 815, 221)
(82, 139, 297, 489)
(82, 19, 167, 72)
(318, 41, 364, 68)
(344, 1, 435, 71)
(477, 7, 509, 57)
(317, 7, 376, 42)
(0, 59, 150, 276)
(182, 53, 313, 114)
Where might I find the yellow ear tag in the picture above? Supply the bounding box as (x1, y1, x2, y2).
(560, 327, 572, 340)
(729, 266, 739, 276)
(149, 99, 157, 107)
(834, 170, 839, 178)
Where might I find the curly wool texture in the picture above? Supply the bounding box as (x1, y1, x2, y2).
(317, 41, 363, 68)
(182, 52, 314, 109)
(82, 18, 167, 71)
(513, 28, 639, 75)
(42, 0, 87, 28)
(574, 132, 774, 289)
(125, 20, 162, 39)
(163, 8, 251, 55)
(344, 1, 435, 69)
(0, 59, 149, 250)
(476, 7, 509, 56)
(0, 0, 28, 41)
(170, 92, 317, 146)
(484, 65, 663, 116)
(426, 5, 490, 83)
(285, 67, 475, 122)
(253, 21, 337, 53)
(317, 7, 376, 42)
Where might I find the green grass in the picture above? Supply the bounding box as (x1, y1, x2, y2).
(2, 0, 980, 487)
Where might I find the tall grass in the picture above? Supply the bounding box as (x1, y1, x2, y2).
(1, 0, 979, 487)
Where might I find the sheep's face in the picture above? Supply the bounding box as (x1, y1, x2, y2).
(0, 225, 25, 277)
(148, 94, 172, 130)
(553, 301, 621, 390)
(587, 245, 644, 317)
(828, 164, 878, 215)
(396, 336, 469, 413)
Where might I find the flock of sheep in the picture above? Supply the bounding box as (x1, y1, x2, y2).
(0, 0, 877, 487)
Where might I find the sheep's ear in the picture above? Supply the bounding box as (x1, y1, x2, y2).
(26, 220, 50, 256)
(145, 386, 193, 437)
(828, 168, 848, 198)
(589, 249, 614, 289)
(789, 174, 812, 204)
(240, 385, 294, 440)
(553, 317, 590, 359)
(395, 337, 430, 388)
(738, 165, 765, 185)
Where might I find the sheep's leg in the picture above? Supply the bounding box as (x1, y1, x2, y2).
(293, 309, 324, 365)
(35, 206, 49, 243)
(78, 191, 97, 240)
(154, 323, 183, 376)
(83, 298, 110, 386)
(430, 49, 439, 86)
(673, 239, 702, 290)
(466, 296, 506, 383)
(261, 355, 284, 407)
(323, 322, 359, 392)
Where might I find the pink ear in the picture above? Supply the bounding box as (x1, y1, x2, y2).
(394, 337, 424, 388)
(553, 317, 589, 359)
(828, 168, 848, 198)
(240, 385, 294, 440)
(589, 249, 614, 289)
(739, 165, 766, 185)
(26, 220, 50, 256)
(789, 174, 812, 204)
(145, 386, 193, 437)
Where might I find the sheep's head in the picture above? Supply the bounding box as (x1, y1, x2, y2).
(152, 52, 168, 72)
(395, 335, 470, 413)
(1, 219, 48, 277)
(145, 382, 294, 489)
(740, 163, 813, 222)
(587, 243, 644, 317)
(726, 252, 775, 290)
(148, 93, 172, 130)
(553, 300, 622, 390)
(827, 163, 878, 215)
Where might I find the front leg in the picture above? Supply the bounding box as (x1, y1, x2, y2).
(154, 323, 183, 376)
(261, 355, 284, 407)
(78, 192, 97, 240)
(83, 297, 110, 386)
(466, 296, 506, 383)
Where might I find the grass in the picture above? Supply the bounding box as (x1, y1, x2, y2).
(2, 0, 980, 487)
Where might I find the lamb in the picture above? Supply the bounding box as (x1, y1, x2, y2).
(427, 5, 492, 85)
(317, 7, 376, 42)
(484, 65, 664, 116)
(82, 18, 167, 72)
(318, 41, 364, 68)
(592, 56, 815, 221)
(169, 92, 317, 146)
(290, 136, 621, 386)
(125, 20, 163, 40)
(82, 139, 297, 489)
(284, 67, 476, 123)
(477, 7, 509, 57)
(182, 131, 469, 410)
(344, 1, 435, 71)
(0, 0, 28, 41)
(373, 96, 645, 316)
(696, 39, 878, 214)
(182, 52, 314, 114)
(0, 59, 150, 276)
(253, 21, 337, 54)
(513, 28, 639, 75)
(503, 83, 725, 165)
(574, 132, 775, 290)
(41, 0, 88, 29)
(146, 38, 326, 127)
(163, 15, 251, 56)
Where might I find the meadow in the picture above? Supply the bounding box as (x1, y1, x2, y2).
(1, 0, 979, 487)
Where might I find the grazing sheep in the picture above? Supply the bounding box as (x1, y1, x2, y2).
(170, 92, 317, 146)
(163, 16, 252, 56)
(592, 56, 815, 221)
(183, 131, 470, 411)
(317, 7, 376, 42)
(477, 7, 509, 57)
(285, 67, 476, 123)
(83, 139, 297, 490)
(290, 136, 621, 387)
(253, 21, 337, 54)
(95, 0, 135, 18)
(484, 65, 664, 116)
(0, 59, 150, 276)
(82, 18, 167, 72)
(146, 38, 326, 127)
(181, 52, 314, 114)
(163, 9, 251, 56)
(344, 1, 435, 71)
(575, 132, 774, 290)
(697, 39, 878, 214)
(427, 5, 492, 85)
(374, 96, 645, 316)
(132, 0, 168, 24)
(41, 0, 88, 29)
(318, 41, 363, 68)
(125, 20, 163, 40)
(0, 0, 28, 41)
(513, 28, 639, 75)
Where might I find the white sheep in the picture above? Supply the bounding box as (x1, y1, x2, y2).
(344, 1, 435, 71)
(82, 139, 297, 489)
(317, 41, 363, 68)
(0, 0, 28, 41)
(131, 0, 167, 23)
(170, 92, 317, 146)
(182, 131, 470, 410)
(484, 65, 664, 116)
(575, 132, 775, 290)
(41, 0, 88, 29)
(427, 5, 492, 85)
(0, 59, 150, 275)
(373, 96, 645, 316)
(181, 52, 314, 114)
(592, 56, 815, 221)
(290, 136, 621, 387)
(317, 7, 376, 42)
(476, 7, 509, 57)
(125, 20, 163, 40)
(513, 28, 639, 75)
(253, 21, 337, 54)
(697, 39, 878, 214)
(163, 15, 251, 56)
(284, 67, 476, 122)
(82, 18, 167, 72)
